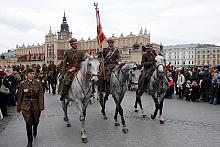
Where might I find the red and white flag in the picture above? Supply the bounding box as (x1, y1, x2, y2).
(94, 3, 106, 49)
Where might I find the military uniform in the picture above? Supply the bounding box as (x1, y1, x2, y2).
(137, 50, 156, 96)
(47, 62, 58, 94)
(17, 75, 44, 147)
(99, 46, 121, 93)
(58, 49, 85, 96)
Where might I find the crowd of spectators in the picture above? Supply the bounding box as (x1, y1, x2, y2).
(165, 63, 220, 105)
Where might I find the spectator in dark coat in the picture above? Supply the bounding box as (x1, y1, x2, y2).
(190, 80, 200, 102)
(0, 69, 11, 117)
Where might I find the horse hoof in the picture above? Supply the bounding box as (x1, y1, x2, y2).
(142, 114, 146, 118)
(114, 122, 120, 126)
(151, 114, 155, 120)
(122, 127, 128, 134)
(63, 117, 68, 122)
(134, 109, 138, 112)
(103, 116, 108, 120)
(82, 137, 87, 143)
(160, 120, 165, 124)
(67, 123, 71, 127)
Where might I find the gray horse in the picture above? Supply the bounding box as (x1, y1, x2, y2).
(133, 54, 168, 123)
(99, 62, 136, 134)
(62, 56, 99, 143)
(148, 54, 168, 124)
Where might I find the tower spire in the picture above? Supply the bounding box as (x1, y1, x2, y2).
(60, 11, 69, 32)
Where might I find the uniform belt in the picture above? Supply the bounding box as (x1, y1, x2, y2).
(25, 96, 38, 100)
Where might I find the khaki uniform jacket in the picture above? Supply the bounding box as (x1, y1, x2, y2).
(61, 49, 85, 76)
(17, 79, 44, 122)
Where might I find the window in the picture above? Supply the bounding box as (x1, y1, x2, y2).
(189, 61, 191, 64)
(47, 44, 54, 58)
(192, 61, 194, 64)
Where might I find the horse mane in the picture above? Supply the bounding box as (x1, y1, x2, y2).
(115, 63, 126, 75)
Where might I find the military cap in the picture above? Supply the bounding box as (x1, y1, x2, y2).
(26, 67, 34, 73)
(69, 38, 77, 44)
(107, 38, 114, 43)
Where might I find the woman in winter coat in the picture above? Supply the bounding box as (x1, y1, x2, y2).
(0, 69, 11, 117)
(176, 68, 185, 99)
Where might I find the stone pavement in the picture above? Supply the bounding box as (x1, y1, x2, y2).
(0, 91, 220, 147)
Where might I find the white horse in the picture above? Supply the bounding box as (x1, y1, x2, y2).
(62, 56, 99, 143)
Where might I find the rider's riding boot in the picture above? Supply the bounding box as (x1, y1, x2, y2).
(145, 79, 150, 93)
(60, 95, 66, 101)
(60, 85, 68, 101)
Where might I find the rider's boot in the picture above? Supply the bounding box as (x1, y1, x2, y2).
(60, 95, 66, 101)
(60, 85, 68, 101)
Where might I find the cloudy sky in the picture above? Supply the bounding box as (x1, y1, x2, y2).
(0, 0, 220, 53)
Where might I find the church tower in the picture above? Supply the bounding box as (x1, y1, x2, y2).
(57, 12, 72, 40)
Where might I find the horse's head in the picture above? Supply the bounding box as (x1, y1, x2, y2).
(129, 64, 141, 90)
(118, 61, 138, 81)
(155, 54, 166, 78)
(83, 54, 100, 84)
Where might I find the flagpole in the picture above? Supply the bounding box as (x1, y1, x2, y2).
(94, 2, 106, 91)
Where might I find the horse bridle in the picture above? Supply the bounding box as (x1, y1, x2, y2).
(75, 60, 99, 100)
(112, 65, 134, 88)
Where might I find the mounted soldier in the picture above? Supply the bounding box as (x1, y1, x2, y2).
(98, 38, 121, 100)
(136, 45, 157, 97)
(58, 38, 85, 101)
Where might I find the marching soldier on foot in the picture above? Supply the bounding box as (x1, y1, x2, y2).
(17, 67, 44, 147)
(58, 38, 85, 101)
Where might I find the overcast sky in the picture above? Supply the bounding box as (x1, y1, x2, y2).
(0, 0, 220, 53)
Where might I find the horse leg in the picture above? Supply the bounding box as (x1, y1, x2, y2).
(99, 92, 107, 120)
(117, 103, 128, 134)
(114, 106, 120, 126)
(134, 93, 139, 112)
(49, 82, 51, 94)
(62, 99, 71, 127)
(159, 98, 165, 124)
(135, 94, 146, 117)
(78, 103, 88, 143)
(151, 96, 159, 120)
